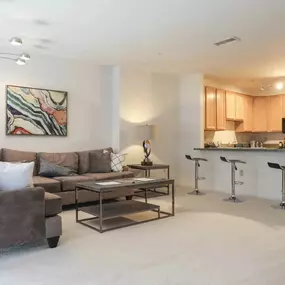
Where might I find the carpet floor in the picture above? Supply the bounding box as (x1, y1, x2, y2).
(1, 188, 285, 285)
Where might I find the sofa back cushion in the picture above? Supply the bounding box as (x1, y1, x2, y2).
(89, 150, 111, 173)
(77, 147, 113, 174)
(2, 148, 38, 176)
(38, 152, 79, 174)
(38, 158, 77, 177)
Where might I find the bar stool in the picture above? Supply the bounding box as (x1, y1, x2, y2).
(267, 162, 285, 209)
(185, 155, 208, 195)
(220, 156, 246, 202)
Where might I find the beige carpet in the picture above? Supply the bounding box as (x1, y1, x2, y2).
(1, 188, 285, 285)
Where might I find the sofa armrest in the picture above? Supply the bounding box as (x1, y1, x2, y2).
(122, 166, 142, 177)
(0, 187, 46, 248)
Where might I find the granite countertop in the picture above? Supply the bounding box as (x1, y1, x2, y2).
(194, 147, 285, 152)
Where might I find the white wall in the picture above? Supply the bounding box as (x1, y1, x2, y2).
(120, 67, 180, 179)
(0, 56, 114, 152)
(179, 73, 204, 186)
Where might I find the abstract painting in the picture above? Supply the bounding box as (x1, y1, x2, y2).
(6, 85, 67, 136)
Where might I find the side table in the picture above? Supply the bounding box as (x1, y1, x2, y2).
(128, 164, 170, 197)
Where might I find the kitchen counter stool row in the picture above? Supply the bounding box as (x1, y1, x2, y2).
(185, 155, 285, 209)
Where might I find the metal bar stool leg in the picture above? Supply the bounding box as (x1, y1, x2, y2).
(185, 155, 207, 196)
(220, 157, 245, 203)
(281, 169, 285, 209)
(229, 163, 236, 202)
(188, 160, 205, 195)
(268, 162, 285, 210)
(194, 160, 199, 195)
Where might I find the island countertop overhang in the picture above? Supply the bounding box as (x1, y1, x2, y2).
(194, 147, 285, 152)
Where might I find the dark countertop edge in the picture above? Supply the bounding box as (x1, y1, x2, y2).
(194, 148, 285, 152)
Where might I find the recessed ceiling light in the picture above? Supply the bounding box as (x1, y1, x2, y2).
(275, 82, 284, 90)
(214, 37, 241, 46)
(16, 58, 26, 65)
(10, 37, 23, 46)
(20, 53, 30, 60)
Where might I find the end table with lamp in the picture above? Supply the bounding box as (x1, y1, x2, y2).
(131, 124, 170, 198)
(128, 164, 170, 197)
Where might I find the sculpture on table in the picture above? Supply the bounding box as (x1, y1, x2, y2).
(142, 139, 153, 166)
(137, 124, 154, 166)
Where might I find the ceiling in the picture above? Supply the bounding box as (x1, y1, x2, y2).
(1, 0, 285, 82)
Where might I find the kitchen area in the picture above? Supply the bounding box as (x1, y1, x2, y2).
(203, 84, 285, 149)
(193, 78, 285, 201)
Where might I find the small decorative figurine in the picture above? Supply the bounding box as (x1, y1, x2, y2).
(141, 139, 153, 166)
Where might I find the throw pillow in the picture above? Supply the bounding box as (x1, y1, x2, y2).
(111, 153, 125, 172)
(39, 158, 76, 178)
(89, 149, 111, 173)
(0, 161, 34, 191)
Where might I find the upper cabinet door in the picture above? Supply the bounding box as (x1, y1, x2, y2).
(244, 96, 253, 132)
(268, 95, 282, 132)
(282, 95, 285, 118)
(252, 97, 268, 132)
(235, 94, 245, 121)
(216, 89, 226, 130)
(204, 87, 217, 130)
(226, 91, 236, 120)
(236, 95, 253, 132)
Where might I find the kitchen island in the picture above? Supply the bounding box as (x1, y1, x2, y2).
(193, 147, 285, 201)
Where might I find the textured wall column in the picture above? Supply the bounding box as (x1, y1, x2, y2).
(179, 73, 204, 186)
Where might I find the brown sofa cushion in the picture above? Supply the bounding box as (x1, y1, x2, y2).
(77, 148, 113, 174)
(39, 152, 79, 173)
(33, 176, 61, 193)
(45, 192, 62, 217)
(38, 158, 76, 177)
(89, 150, 111, 173)
(83, 171, 134, 180)
(2, 148, 38, 176)
(53, 175, 93, 191)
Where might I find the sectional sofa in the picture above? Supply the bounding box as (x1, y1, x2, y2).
(0, 147, 136, 206)
(0, 147, 137, 249)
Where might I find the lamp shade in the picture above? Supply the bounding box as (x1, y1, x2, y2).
(137, 124, 154, 140)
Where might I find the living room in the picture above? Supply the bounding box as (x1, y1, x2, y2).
(1, 0, 285, 284)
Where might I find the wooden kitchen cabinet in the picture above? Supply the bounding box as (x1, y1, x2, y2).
(236, 95, 253, 132)
(226, 91, 244, 121)
(204, 86, 217, 130)
(235, 94, 244, 121)
(282, 95, 285, 118)
(226, 91, 236, 120)
(216, 89, 226, 130)
(268, 95, 282, 132)
(252, 96, 268, 132)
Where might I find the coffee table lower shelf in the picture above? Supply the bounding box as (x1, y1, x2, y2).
(76, 200, 166, 233)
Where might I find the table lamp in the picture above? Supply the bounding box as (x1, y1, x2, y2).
(137, 124, 154, 166)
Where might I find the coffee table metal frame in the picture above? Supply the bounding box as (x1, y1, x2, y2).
(75, 178, 175, 233)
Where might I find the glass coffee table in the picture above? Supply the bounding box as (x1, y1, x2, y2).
(75, 178, 175, 233)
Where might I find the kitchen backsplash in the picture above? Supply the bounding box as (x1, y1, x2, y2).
(205, 130, 285, 145)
